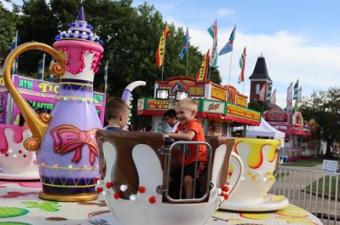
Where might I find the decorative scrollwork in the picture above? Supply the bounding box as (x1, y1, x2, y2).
(23, 137, 40, 151)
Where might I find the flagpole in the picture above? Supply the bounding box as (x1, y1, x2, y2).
(12, 30, 19, 74)
(185, 46, 189, 76)
(104, 61, 108, 93)
(41, 53, 46, 80)
(228, 51, 234, 84)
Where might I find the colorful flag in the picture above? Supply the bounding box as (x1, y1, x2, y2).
(270, 89, 276, 105)
(207, 20, 218, 68)
(156, 24, 170, 68)
(259, 84, 267, 102)
(179, 28, 189, 60)
(196, 50, 210, 82)
(286, 82, 293, 111)
(293, 79, 299, 99)
(219, 25, 236, 55)
(104, 61, 109, 92)
(238, 47, 246, 83)
(266, 82, 272, 102)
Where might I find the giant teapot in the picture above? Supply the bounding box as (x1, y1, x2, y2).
(3, 7, 104, 201)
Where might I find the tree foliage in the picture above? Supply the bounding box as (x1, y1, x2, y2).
(0, 1, 18, 59)
(300, 87, 340, 157)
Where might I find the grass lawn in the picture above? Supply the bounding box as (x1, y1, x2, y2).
(283, 158, 323, 167)
(305, 175, 340, 200)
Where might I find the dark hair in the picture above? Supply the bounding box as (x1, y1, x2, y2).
(105, 97, 128, 121)
(163, 109, 177, 118)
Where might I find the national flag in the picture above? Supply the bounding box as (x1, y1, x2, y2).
(156, 24, 170, 68)
(286, 82, 293, 111)
(219, 25, 236, 55)
(266, 82, 272, 102)
(196, 50, 210, 82)
(238, 47, 246, 83)
(104, 61, 109, 92)
(207, 20, 218, 68)
(270, 89, 276, 105)
(259, 84, 267, 102)
(293, 79, 299, 99)
(179, 28, 189, 60)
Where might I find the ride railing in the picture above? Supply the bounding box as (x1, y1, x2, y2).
(158, 141, 213, 203)
(271, 166, 340, 225)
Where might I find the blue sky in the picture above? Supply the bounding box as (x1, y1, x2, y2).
(132, 0, 340, 107)
(3, 0, 340, 107)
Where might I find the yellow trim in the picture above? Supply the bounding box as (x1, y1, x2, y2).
(39, 164, 97, 170)
(39, 192, 98, 202)
(42, 183, 96, 188)
(59, 82, 93, 87)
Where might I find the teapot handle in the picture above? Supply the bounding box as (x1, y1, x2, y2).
(3, 42, 65, 151)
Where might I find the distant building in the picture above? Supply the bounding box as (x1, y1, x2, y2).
(249, 55, 272, 103)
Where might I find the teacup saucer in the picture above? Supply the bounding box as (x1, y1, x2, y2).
(220, 194, 289, 212)
(0, 167, 40, 180)
(82, 212, 232, 225)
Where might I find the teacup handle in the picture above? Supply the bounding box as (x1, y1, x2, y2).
(227, 152, 244, 196)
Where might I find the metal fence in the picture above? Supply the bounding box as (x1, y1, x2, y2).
(270, 166, 340, 225)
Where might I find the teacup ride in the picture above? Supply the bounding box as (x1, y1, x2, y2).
(0, 124, 39, 180)
(92, 130, 243, 225)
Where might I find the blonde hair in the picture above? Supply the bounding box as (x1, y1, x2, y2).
(176, 98, 198, 112)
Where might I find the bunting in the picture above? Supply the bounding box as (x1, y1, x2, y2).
(270, 89, 276, 105)
(293, 79, 299, 100)
(286, 82, 293, 112)
(219, 25, 236, 55)
(179, 28, 189, 60)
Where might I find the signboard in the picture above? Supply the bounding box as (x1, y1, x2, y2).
(264, 108, 288, 122)
(146, 99, 171, 110)
(202, 100, 225, 114)
(226, 104, 261, 122)
(4, 75, 106, 125)
(322, 160, 338, 176)
(211, 85, 226, 101)
(235, 94, 247, 107)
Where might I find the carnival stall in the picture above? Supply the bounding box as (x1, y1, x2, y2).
(264, 107, 311, 161)
(137, 76, 261, 136)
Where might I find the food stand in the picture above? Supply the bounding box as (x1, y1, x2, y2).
(137, 76, 261, 135)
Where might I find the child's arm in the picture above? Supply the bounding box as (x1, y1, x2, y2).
(168, 130, 195, 141)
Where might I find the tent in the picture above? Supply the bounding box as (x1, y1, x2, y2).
(234, 117, 285, 147)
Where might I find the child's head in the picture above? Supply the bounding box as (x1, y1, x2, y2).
(105, 97, 129, 129)
(175, 98, 197, 123)
(163, 109, 178, 127)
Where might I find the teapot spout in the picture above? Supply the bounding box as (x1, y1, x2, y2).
(3, 42, 65, 151)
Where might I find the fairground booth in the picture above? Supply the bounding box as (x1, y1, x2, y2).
(264, 107, 311, 161)
(137, 76, 261, 135)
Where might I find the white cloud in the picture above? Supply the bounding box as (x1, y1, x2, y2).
(216, 8, 235, 18)
(187, 27, 340, 108)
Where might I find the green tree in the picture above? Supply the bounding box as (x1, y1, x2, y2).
(0, 1, 18, 56)
(300, 87, 340, 158)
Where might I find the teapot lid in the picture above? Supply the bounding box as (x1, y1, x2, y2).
(54, 6, 102, 45)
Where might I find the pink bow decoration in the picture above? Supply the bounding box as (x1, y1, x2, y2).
(51, 125, 99, 165)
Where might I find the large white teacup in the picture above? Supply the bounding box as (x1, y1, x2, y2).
(0, 125, 36, 174)
(220, 138, 281, 210)
(96, 131, 243, 225)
